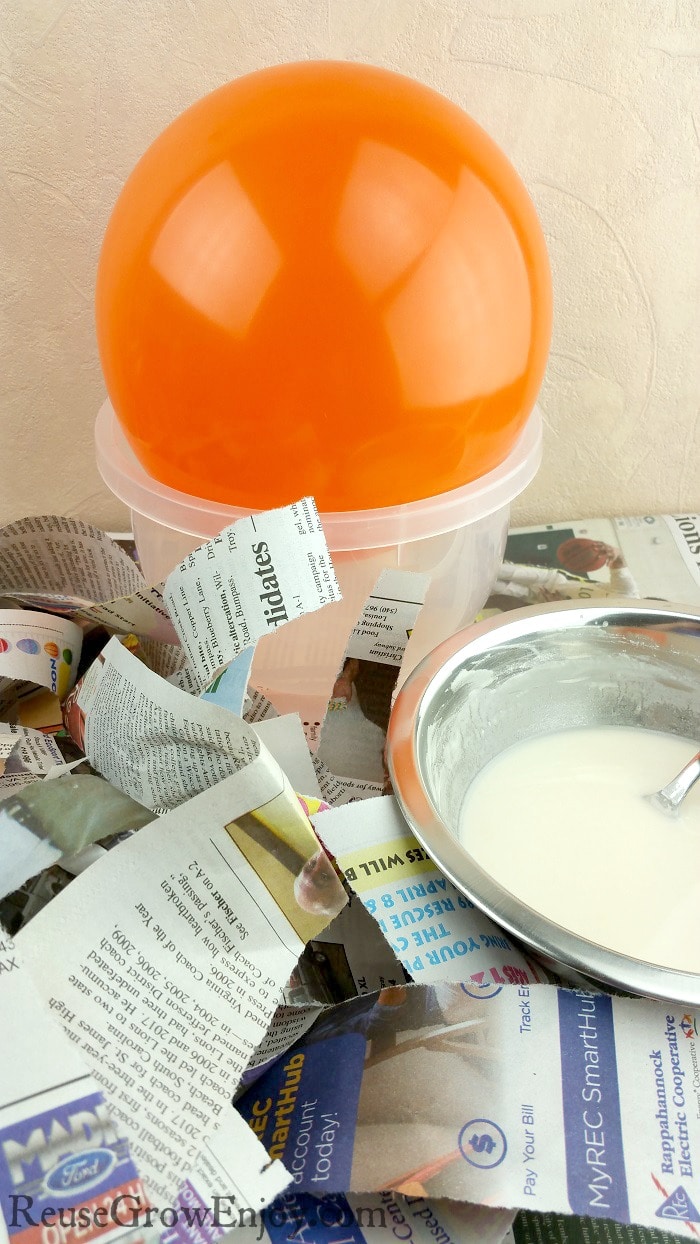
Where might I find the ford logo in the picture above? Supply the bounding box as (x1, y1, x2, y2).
(45, 1148, 115, 1194)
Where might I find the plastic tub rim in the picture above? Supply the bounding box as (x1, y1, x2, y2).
(95, 399, 543, 551)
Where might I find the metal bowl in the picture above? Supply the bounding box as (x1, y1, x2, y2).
(387, 598, 700, 1005)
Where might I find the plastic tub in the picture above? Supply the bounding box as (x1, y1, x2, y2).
(95, 399, 542, 711)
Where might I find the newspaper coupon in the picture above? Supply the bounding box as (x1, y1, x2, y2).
(237, 983, 700, 1236)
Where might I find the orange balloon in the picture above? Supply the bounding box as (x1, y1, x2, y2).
(96, 61, 551, 512)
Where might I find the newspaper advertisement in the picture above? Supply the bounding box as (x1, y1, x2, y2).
(315, 796, 545, 988)
(0, 610, 83, 715)
(0, 930, 149, 1244)
(236, 982, 700, 1236)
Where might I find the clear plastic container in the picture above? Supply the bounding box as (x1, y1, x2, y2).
(95, 399, 542, 711)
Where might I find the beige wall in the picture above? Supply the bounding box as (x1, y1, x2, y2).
(2, 0, 698, 532)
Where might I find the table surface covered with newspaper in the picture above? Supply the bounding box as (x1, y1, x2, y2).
(0, 505, 698, 1244)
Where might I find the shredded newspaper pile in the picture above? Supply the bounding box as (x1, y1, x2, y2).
(0, 505, 699, 1244)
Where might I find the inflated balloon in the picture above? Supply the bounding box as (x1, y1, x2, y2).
(96, 62, 552, 511)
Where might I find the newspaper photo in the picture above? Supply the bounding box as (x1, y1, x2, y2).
(316, 567, 428, 788)
(485, 515, 700, 614)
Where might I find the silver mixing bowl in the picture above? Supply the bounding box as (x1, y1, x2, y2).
(387, 598, 700, 1005)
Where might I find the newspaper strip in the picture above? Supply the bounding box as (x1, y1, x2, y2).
(317, 569, 428, 786)
(0, 938, 292, 1244)
(254, 716, 321, 801)
(242, 905, 407, 1071)
(0, 610, 82, 710)
(341, 570, 430, 668)
(167, 1106, 291, 1241)
(315, 797, 544, 988)
(0, 516, 176, 643)
(343, 1194, 514, 1244)
(297, 896, 409, 1007)
(0, 774, 154, 901)
(1, 942, 495, 1244)
(243, 689, 278, 725)
(237, 982, 700, 1236)
(0, 725, 63, 792)
(0, 737, 20, 771)
(137, 639, 190, 683)
(161, 1181, 514, 1244)
(6, 508, 697, 1244)
(241, 1006, 325, 1085)
(71, 641, 326, 818)
(489, 515, 700, 613)
(68, 637, 262, 810)
(17, 761, 346, 1203)
(200, 650, 256, 715)
(163, 498, 341, 688)
(312, 756, 384, 806)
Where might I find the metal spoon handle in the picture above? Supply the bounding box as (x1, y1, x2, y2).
(651, 750, 700, 814)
